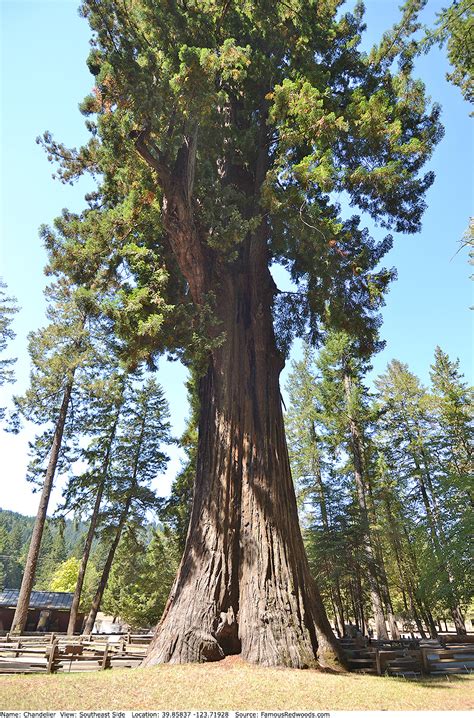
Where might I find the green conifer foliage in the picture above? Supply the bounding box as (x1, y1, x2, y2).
(0, 279, 19, 421)
(375, 359, 469, 634)
(423, 0, 474, 107)
(82, 375, 172, 634)
(102, 527, 180, 629)
(37, 0, 442, 667)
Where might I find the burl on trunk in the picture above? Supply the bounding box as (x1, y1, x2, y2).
(143, 243, 344, 669)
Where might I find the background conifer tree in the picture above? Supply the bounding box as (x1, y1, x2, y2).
(375, 359, 468, 635)
(10, 280, 101, 634)
(82, 376, 171, 634)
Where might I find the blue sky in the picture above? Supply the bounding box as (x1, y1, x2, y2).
(0, 0, 472, 515)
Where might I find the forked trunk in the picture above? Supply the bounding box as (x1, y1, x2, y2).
(144, 261, 344, 669)
(424, 608, 439, 639)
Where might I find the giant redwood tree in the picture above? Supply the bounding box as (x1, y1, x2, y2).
(41, 0, 442, 667)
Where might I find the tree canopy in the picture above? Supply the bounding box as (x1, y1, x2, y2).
(41, 0, 443, 356)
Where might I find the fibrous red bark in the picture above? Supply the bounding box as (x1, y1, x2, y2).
(144, 238, 344, 669)
(134, 125, 345, 669)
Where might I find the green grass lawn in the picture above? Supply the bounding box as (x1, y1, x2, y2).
(1, 658, 473, 710)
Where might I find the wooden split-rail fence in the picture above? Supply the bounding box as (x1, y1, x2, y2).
(0, 633, 152, 674)
(1, 632, 473, 677)
(341, 636, 474, 678)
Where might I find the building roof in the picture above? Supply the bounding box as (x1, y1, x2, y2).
(0, 589, 74, 611)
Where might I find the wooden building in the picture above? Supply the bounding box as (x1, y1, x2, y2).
(0, 589, 84, 633)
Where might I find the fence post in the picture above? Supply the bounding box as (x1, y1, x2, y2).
(47, 639, 59, 673)
(101, 643, 110, 670)
(420, 647, 430, 675)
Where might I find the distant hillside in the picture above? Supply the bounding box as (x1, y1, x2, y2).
(0, 508, 89, 589)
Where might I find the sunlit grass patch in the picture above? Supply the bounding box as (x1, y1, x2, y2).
(1, 658, 473, 711)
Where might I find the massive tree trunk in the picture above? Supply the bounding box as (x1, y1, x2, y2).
(10, 380, 74, 635)
(135, 126, 344, 669)
(144, 246, 344, 669)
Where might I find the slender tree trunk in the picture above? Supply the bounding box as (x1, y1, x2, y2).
(328, 593, 340, 637)
(82, 408, 146, 636)
(144, 249, 344, 669)
(311, 445, 345, 638)
(82, 497, 131, 635)
(424, 607, 439, 639)
(331, 584, 345, 638)
(372, 543, 399, 639)
(410, 600, 426, 639)
(67, 413, 120, 635)
(367, 490, 399, 639)
(348, 579, 359, 632)
(67, 480, 105, 635)
(343, 371, 388, 640)
(385, 599, 399, 639)
(355, 566, 366, 635)
(450, 605, 467, 635)
(405, 428, 466, 636)
(10, 381, 74, 635)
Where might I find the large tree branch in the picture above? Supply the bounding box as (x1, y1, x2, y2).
(134, 125, 208, 303)
(134, 129, 172, 186)
(174, 123, 198, 201)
